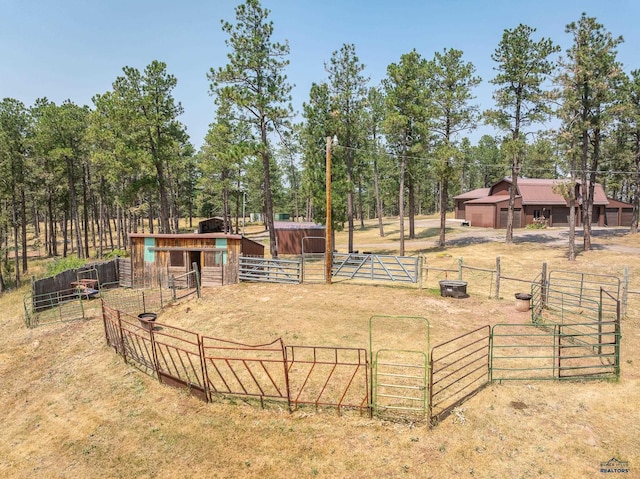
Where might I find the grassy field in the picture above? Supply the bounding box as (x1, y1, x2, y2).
(1, 217, 639, 478)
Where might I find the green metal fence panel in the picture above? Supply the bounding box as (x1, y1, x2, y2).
(548, 270, 620, 317)
(369, 315, 430, 418)
(373, 349, 428, 415)
(24, 288, 85, 328)
(490, 323, 560, 381)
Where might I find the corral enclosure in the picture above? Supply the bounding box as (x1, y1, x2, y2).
(3, 222, 640, 479)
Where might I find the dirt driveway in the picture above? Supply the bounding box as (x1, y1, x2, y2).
(351, 220, 640, 254)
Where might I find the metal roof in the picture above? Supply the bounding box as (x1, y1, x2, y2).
(465, 195, 515, 205)
(453, 187, 490, 200)
(493, 178, 609, 206)
(129, 233, 244, 240)
(274, 221, 325, 230)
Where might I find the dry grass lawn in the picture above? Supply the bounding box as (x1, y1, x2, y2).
(1, 217, 640, 478)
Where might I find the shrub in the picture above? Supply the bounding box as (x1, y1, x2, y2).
(526, 216, 548, 229)
(103, 248, 129, 259)
(45, 256, 87, 277)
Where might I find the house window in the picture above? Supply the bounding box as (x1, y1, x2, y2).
(533, 210, 542, 219)
(169, 251, 185, 267)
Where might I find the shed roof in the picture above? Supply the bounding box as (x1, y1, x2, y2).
(465, 195, 516, 205)
(606, 198, 633, 208)
(274, 221, 325, 230)
(129, 233, 243, 240)
(453, 187, 490, 200)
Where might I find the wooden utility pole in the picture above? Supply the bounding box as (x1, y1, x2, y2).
(326, 136, 332, 284)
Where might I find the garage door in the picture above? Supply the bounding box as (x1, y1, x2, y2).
(606, 208, 619, 227)
(621, 208, 634, 226)
(552, 207, 570, 226)
(499, 208, 521, 229)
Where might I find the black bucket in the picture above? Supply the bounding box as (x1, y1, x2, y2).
(138, 312, 157, 331)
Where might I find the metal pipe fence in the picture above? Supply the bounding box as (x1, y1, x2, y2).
(100, 278, 622, 424)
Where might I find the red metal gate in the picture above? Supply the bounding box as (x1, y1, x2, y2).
(201, 337, 290, 407)
(286, 346, 370, 416)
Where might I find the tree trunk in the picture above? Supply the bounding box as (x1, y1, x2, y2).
(438, 179, 448, 247)
(12, 192, 20, 286)
(20, 188, 27, 273)
(373, 158, 384, 237)
(399, 138, 407, 256)
(506, 159, 518, 244)
(65, 156, 84, 258)
(568, 193, 576, 261)
(631, 139, 640, 233)
(48, 195, 57, 256)
(260, 122, 278, 258)
(63, 213, 68, 257)
(82, 163, 90, 258)
(346, 148, 355, 253)
(358, 177, 365, 229)
(155, 159, 171, 234)
(408, 174, 415, 239)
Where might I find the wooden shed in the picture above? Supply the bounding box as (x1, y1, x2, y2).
(274, 222, 325, 255)
(198, 217, 226, 233)
(129, 233, 264, 287)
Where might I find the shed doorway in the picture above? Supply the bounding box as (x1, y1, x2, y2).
(189, 250, 202, 272)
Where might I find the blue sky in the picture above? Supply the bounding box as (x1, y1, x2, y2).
(2, 0, 639, 149)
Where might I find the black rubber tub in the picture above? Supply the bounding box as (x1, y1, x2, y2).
(439, 280, 468, 299)
(138, 312, 157, 331)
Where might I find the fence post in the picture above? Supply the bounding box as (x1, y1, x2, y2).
(458, 257, 463, 281)
(192, 262, 202, 298)
(117, 309, 127, 364)
(495, 256, 501, 299)
(541, 262, 547, 309)
(418, 255, 424, 289)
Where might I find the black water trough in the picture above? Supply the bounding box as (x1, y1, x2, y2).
(138, 312, 157, 331)
(439, 280, 468, 299)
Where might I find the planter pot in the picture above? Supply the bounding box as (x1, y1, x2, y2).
(439, 280, 468, 299)
(138, 312, 157, 331)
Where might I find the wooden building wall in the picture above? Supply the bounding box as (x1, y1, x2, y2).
(129, 234, 264, 287)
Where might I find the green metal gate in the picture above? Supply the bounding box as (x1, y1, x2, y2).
(369, 316, 430, 418)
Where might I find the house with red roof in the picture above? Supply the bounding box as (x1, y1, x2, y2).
(453, 178, 633, 228)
